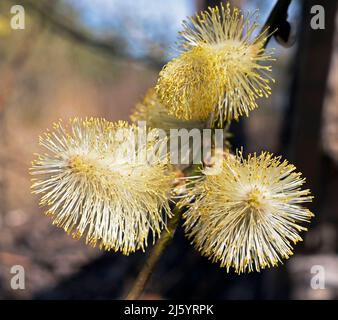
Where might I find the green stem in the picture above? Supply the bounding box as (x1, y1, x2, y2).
(125, 206, 182, 300)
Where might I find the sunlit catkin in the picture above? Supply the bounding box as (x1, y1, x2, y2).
(183, 151, 314, 273)
(30, 118, 175, 254)
(156, 3, 274, 122)
(131, 88, 206, 131)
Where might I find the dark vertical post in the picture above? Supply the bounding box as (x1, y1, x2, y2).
(285, 0, 338, 207)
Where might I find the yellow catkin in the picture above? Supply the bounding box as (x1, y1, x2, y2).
(30, 118, 175, 255)
(183, 151, 314, 274)
(131, 88, 206, 131)
(156, 3, 275, 123)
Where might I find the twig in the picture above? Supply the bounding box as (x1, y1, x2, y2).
(261, 0, 292, 48)
(19, 0, 164, 69)
(125, 206, 182, 300)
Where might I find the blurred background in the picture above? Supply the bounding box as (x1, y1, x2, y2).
(0, 0, 337, 299)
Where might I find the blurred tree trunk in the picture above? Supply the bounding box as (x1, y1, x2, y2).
(282, 0, 338, 214)
(320, 11, 338, 232)
(278, 0, 338, 299)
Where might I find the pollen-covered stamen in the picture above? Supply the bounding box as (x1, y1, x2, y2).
(246, 187, 265, 209)
(68, 156, 97, 175)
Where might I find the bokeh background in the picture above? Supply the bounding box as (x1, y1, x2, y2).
(0, 0, 337, 299)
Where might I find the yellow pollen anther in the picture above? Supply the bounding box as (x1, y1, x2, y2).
(246, 189, 263, 209)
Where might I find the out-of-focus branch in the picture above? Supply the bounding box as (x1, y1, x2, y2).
(261, 0, 292, 48)
(20, 0, 165, 69)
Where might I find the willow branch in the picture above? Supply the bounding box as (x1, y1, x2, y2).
(125, 0, 293, 300)
(262, 0, 292, 48)
(18, 0, 164, 69)
(125, 206, 182, 300)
